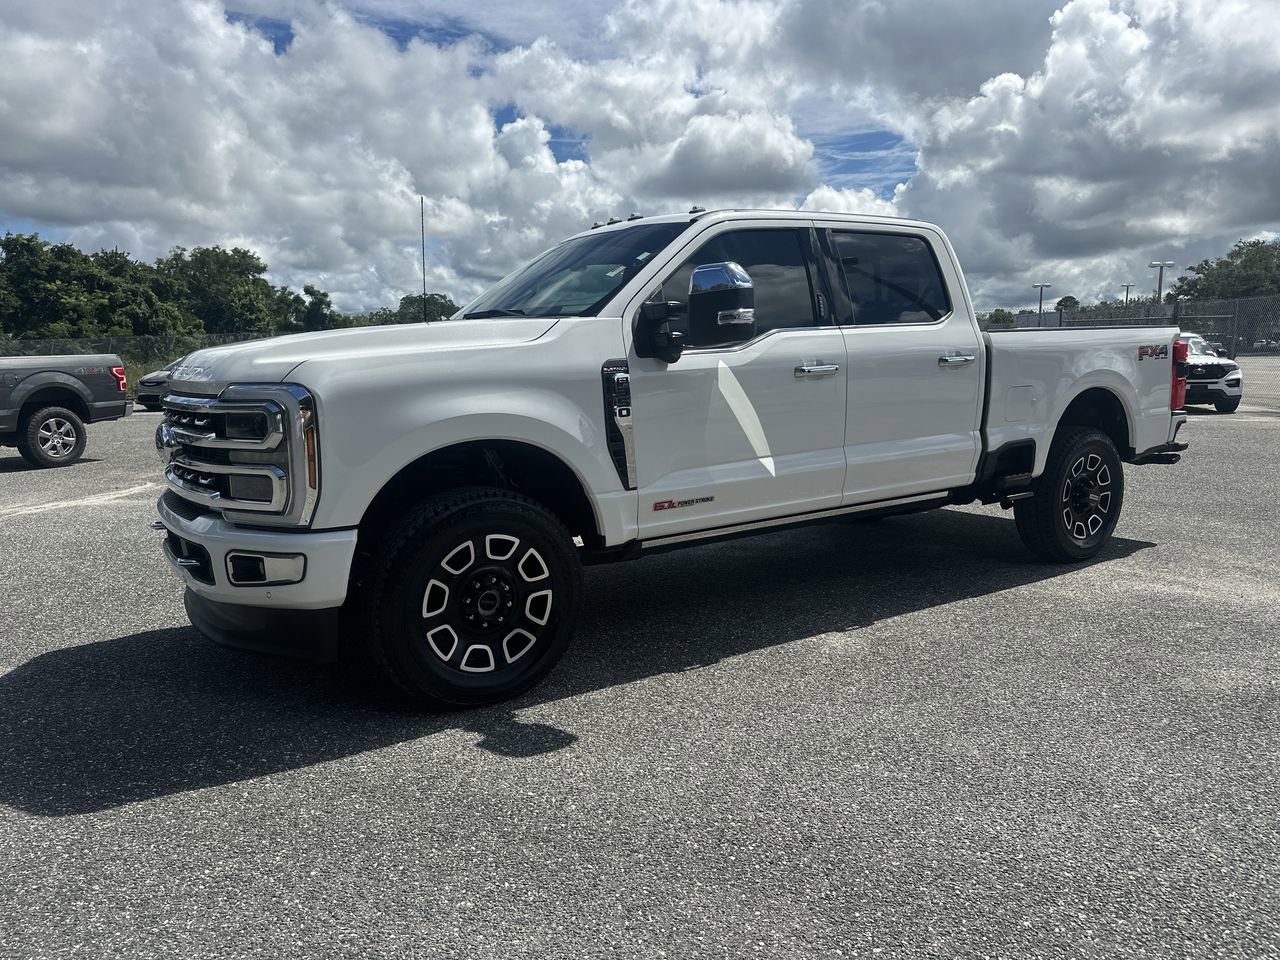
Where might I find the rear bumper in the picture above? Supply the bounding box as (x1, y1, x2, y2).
(1133, 413, 1188, 465)
(88, 398, 131, 422)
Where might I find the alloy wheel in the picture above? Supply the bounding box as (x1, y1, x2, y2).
(419, 533, 555, 676)
(1060, 453, 1112, 542)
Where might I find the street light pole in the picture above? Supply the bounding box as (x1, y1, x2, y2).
(1033, 283, 1052, 325)
(1149, 261, 1176, 303)
(1121, 283, 1135, 307)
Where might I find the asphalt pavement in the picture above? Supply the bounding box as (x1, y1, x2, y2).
(1, 404, 1278, 959)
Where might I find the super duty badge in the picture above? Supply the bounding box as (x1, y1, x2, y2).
(654, 496, 715, 511)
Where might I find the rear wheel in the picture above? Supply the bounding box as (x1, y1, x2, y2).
(1214, 397, 1241, 413)
(1014, 427, 1124, 562)
(356, 487, 582, 709)
(17, 406, 87, 468)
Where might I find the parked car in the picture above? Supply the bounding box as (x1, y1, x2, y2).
(0, 354, 131, 466)
(1180, 331, 1244, 413)
(154, 209, 1190, 709)
(136, 356, 187, 411)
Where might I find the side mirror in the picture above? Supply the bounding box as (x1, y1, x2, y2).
(636, 299, 687, 364)
(1217, 348, 1229, 357)
(688, 262, 754, 341)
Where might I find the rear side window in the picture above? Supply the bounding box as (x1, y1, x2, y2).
(829, 232, 951, 325)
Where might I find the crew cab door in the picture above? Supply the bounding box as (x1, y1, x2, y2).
(813, 225, 984, 502)
(626, 222, 848, 538)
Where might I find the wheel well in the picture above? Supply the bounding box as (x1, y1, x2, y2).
(20, 388, 89, 423)
(359, 440, 602, 548)
(1057, 387, 1131, 456)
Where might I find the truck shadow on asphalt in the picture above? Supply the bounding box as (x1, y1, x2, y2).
(0, 508, 1154, 816)
(0, 456, 104, 473)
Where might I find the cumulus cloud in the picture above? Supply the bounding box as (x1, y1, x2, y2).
(0, 0, 1277, 312)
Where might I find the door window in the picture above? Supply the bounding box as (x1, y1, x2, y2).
(829, 232, 951, 325)
(654, 228, 820, 349)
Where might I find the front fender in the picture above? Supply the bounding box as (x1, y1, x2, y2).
(312, 390, 634, 545)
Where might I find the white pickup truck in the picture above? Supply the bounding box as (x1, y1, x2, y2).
(155, 209, 1190, 708)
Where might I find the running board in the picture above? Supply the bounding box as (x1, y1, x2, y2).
(640, 492, 949, 550)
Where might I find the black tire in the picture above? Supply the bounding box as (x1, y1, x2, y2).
(355, 487, 583, 709)
(1014, 427, 1124, 563)
(16, 406, 87, 468)
(1214, 397, 1241, 413)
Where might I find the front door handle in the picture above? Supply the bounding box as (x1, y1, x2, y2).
(795, 362, 840, 379)
(938, 353, 977, 366)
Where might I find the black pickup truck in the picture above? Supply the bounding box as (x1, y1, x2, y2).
(0, 355, 131, 467)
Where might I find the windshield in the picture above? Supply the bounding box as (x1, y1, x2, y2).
(461, 221, 690, 319)
(1184, 336, 1216, 357)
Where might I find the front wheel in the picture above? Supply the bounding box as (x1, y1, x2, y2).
(355, 487, 583, 709)
(1214, 397, 1241, 413)
(1014, 427, 1124, 563)
(17, 406, 87, 468)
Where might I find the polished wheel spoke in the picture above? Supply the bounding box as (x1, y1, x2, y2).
(426, 624, 459, 661)
(503, 628, 537, 664)
(459, 644, 496, 673)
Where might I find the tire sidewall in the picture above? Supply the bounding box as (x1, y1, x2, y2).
(1047, 432, 1124, 560)
(20, 407, 86, 468)
(378, 499, 581, 708)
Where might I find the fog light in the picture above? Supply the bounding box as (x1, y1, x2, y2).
(226, 552, 305, 586)
(228, 474, 274, 502)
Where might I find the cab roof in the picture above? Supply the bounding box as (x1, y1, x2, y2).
(565, 208, 943, 242)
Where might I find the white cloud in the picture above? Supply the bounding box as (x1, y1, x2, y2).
(0, 0, 1277, 313)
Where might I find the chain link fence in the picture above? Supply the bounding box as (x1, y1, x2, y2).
(989, 294, 1280, 410)
(0, 333, 264, 397)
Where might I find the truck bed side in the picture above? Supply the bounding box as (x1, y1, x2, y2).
(984, 326, 1180, 476)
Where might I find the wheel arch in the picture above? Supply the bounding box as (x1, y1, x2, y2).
(15, 374, 92, 422)
(357, 438, 604, 550)
(1049, 384, 1135, 466)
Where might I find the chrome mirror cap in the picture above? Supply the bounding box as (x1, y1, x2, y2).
(690, 261, 752, 296)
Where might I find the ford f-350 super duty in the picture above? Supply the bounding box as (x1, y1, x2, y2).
(154, 209, 1190, 708)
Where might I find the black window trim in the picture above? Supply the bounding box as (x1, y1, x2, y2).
(646, 223, 837, 356)
(820, 227, 955, 329)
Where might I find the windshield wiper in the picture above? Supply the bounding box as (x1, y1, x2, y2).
(463, 308, 527, 319)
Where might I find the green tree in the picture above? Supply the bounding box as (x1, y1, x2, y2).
(301, 284, 334, 331)
(977, 308, 1016, 330)
(1055, 295, 1079, 311)
(395, 292, 459, 324)
(155, 245, 277, 334)
(1174, 239, 1280, 300)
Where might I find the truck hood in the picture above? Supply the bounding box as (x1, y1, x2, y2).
(166, 319, 560, 394)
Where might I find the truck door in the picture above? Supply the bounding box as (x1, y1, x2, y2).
(814, 225, 983, 503)
(626, 222, 848, 539)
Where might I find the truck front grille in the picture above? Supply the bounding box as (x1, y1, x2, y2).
(160, 391, 301, 520)
(1187, 363, 1228, 380)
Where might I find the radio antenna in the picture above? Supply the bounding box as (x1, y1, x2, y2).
(420, 196, 429, 324)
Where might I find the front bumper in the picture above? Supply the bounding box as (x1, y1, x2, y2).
(183, 588, 341, 662)
(1185, 374, 1243, 404)
(156, 495, 358, 611)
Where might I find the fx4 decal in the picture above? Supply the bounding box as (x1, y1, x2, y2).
(653, 496, 714, 511)
(1137, 344, 1169, 361)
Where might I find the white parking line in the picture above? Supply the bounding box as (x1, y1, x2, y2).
(0, 482, 161, 520)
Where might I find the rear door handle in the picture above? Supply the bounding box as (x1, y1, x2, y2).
(795, 362, 840, 378)
(938, 353, 977, 366)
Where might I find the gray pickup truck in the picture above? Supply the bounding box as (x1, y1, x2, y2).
(0, 354, 131, 467)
